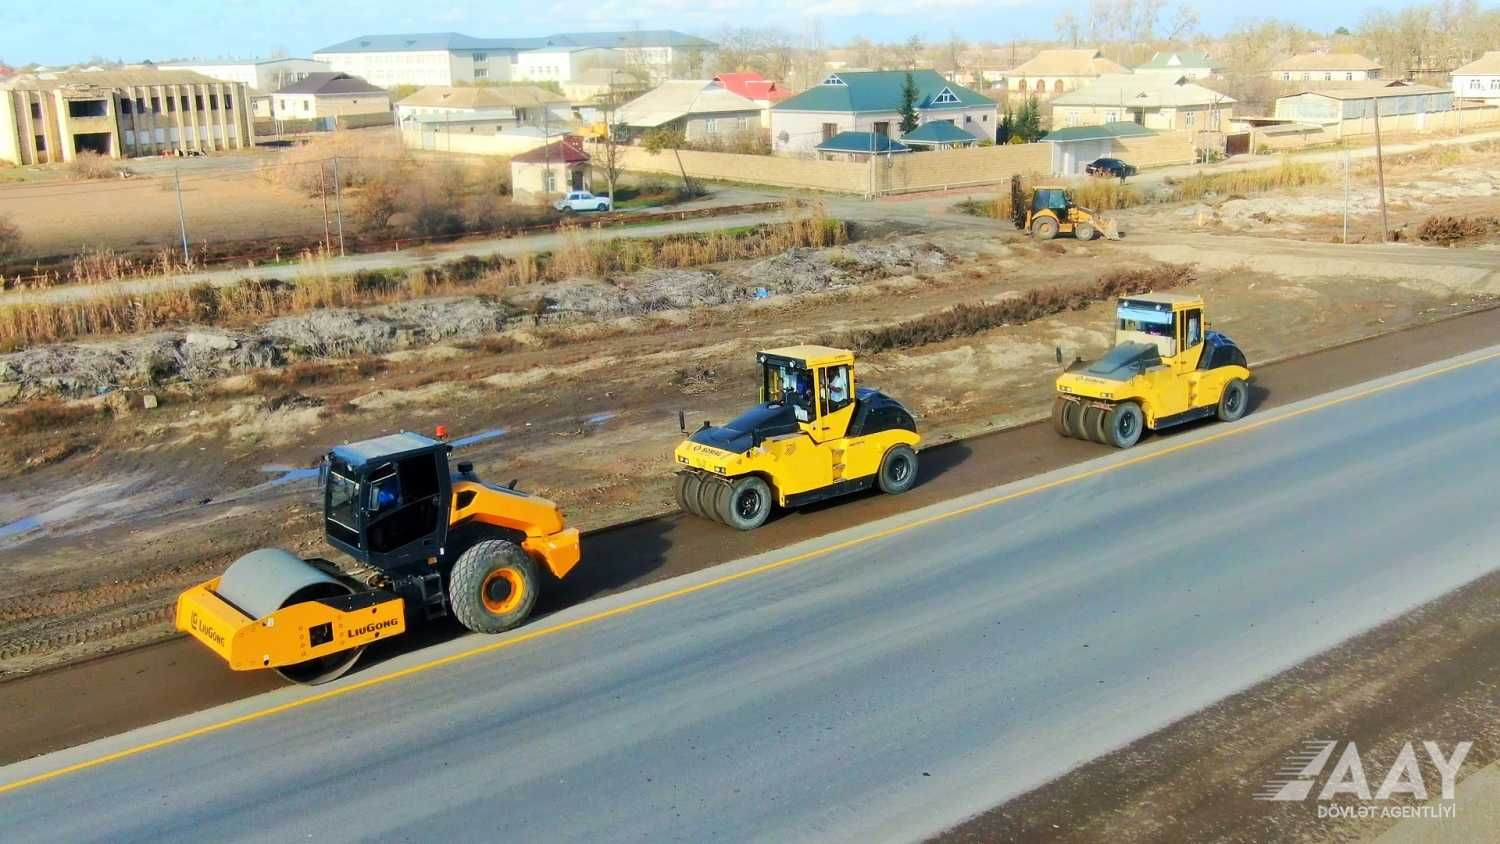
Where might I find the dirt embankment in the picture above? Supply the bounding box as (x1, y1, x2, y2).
(0, 219, 1496, 678)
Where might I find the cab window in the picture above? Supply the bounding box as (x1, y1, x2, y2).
(1181, 308, 1202, 348)
(820, 365, 852, 415)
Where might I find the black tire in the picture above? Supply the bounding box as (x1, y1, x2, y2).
(673, 471, 694, 514)
(1032, 216, 1059, 241)
(678, 471, 705, 517)
(1075, 222, 1097, 242)
(1218, 378, 1249, 422)
(697, 476, 725, 523)
(449, 539, 539, 634)
(718, 475, 772, 531)
(1061, 399, 1086, 439)
(596, 202, 609, 211)
(560, 205, 573, 214)
(1103, 401, 1145, 449)
(877, 444, 919, 495)
(1051, 396, 1071, 437)
(1082, 404, 1108, 443)
(277, 647, 365, 685)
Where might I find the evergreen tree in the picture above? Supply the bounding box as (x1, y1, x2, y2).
(898, 72, 920, 134)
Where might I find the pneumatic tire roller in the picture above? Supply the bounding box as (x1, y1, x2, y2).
(177, 431, 581, 684)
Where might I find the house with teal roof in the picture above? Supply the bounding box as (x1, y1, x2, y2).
(771, 69, 997, 154)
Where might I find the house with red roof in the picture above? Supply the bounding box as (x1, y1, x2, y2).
(510, 137, 591, 202)
(713, 72, 791, 127)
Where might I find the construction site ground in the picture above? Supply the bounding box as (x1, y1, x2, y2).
(3, 144, 1500, 840)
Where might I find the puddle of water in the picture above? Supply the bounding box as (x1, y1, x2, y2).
(586, 412, 619, 425)
(259, 465, 321, 487)
(0, 516, 41, 541)
(451, 428, 508, 448)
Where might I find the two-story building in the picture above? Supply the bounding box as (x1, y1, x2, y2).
(1269, 53, 1382, 83)
(771, 70, 997, 154)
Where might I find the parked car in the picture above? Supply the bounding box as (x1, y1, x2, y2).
(1085, 158, 1138, 180)
(554, 191, 613, 213)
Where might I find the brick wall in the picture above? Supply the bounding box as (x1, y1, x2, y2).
(877, 143, 1051, 193)
(614, 145, 870, 192)
(1113, 132, 1196, 167)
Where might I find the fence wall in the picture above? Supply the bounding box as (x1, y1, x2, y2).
(1255, 106, 1500, 151)
(1113, 131, 1196, 168)
(613, 146, 870, 193)
(877, 143, 1051, 194)
(399, 127, 551, 157)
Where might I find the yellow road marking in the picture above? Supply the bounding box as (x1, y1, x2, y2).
(3, 347, 1499, 796)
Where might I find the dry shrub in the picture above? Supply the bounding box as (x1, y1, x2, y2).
(1068, 179, 1144, 211)
(66, 151, 124, 181)
(0, 208, 845, 348)
(836, 263, 1195, 355)
(3, 399, 98, 433)
(259, 131, 409, 195)
(1416, 215, 1497, 244)
(250, 361, 339, 391)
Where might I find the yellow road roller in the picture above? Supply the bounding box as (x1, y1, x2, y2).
(673, 345, 921, 530)
(1053, 293, 1251, 448)
(177, 431, 580, 683)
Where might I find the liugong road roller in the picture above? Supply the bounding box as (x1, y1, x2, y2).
(1053, 292, 1251, 449)
(177, 431, 580, 683)
(674, 345, 921, 530)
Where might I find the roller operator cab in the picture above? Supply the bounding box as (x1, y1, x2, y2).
(673, 345, 921, 530)
(176, 432, 580, 684)
(1054, 293, 1252, 449)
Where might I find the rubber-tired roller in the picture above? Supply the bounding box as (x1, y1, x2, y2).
(177, 431, 582, 684)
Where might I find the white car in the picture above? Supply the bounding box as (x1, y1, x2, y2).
(554, 191, 613, 213)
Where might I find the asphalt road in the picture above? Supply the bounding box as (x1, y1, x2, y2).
(3, 346, 1499, 842)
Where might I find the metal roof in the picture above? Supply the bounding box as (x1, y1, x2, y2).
(900, 121, 978, 145)
(1051, 74, 1235, 108)
(1007, 49, 1129, 78)
(1271, 53, 1382, 72)
(1135, 51, 1221, 70)
(397, 85, 565, 108)
(815, 131, 910, 154)
(776, 70, 994, 113)
(274, 72, 386, 96)
(1042, 121, 1157, 142)
(616, 80, 760, 128)
(331, 432, 442, 468)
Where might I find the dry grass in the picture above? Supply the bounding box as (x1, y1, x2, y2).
(833, 263, 1195, 355)
(2, 399, 99, 434)
(0, 207, 846, 349)
(66, 152, 127, 181)
(258, 131, 411, 195)
(1166, 160, 1329, 203)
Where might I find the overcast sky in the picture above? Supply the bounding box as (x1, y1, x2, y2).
(0, 1, 1453, 67)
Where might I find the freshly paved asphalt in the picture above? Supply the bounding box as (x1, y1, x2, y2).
(3, 346, 1498, 843)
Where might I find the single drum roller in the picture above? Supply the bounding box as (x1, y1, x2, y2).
(215, 550, 368, 684)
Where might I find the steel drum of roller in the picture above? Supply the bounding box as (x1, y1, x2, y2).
(215, 548, 366, 684)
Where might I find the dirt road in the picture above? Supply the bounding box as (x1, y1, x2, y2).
(5, 304, 1500, 766)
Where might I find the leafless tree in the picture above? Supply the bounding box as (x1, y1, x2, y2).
(1054, 11, 1083, 47)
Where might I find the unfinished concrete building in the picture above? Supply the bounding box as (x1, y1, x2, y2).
(0, 69, 253, 165)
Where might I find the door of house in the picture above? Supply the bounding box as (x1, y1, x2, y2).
(571, 169, 584, 190)
(873, 121, 889, 137)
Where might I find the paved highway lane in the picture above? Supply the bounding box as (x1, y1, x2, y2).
(4, 347, 1500, 842)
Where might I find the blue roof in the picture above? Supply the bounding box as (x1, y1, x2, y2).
(1042, 121, 1157, 142)
(317, 30, 713, 55)
(777, 69, 995, 114)
(900, 121, 977, 144)
(816, 131, 910, 154)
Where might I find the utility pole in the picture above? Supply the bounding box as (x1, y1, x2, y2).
(1372, 97, 1389, 242)
(173, 168, 190, 265)
(331, 156, 346, 257)
(319, 161, 332, 251)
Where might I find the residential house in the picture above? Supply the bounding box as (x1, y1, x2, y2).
(615, 80, 761, 144)
(993, 50, 1129, 99)
(159, 58, 330, 118)
(561, 68, 650, 105)
(395, 85, 569, 135)
(1133, 52, 1222, 80)
(1273, 81, 1452, 126)
(713, 72, 792, 127)
(0, 69, 252, 164)
(1050, 74, 1234, 134)
(510, 138, 590, 201)
(515, 46, 620, 85)
(271, 72, 390, 121)
(814, 130, 909, 161)
(1041, 121, 1157, 176)
(1452, 51, 1500, 103)
(771, 70, 997, 155)
(1269, 54, 1382, 83)
(314, 33, 537, 86)
(537, 30, 716, 80)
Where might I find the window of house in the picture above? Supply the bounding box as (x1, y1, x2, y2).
(475, 68, 488, 79)
(224, 94, 232, 109)
(120, 98, 132, 115)
(1105, 111, 1117, 122)
(982, 113, 989, 121)
(181, 96, 189, 110)
(705, 117, 717, 134)
(1324, 72, 1332, 80)
(195, 95, 204, 110)
(302, 100, 310, 112)
(1067, 113, 1079, 127)
(34, 135, 46, 151)
(1283, 72, 1291, 81)
(821, 122, 838, 141)
(279, 98, 286, 111)
(738, 116, 748, 130)
(1346, 72, 1354, 80)
(1184, 111, 1196, 127)
(68, 99, 109, 118)
(873, 121, 889, 136)
(1302, 72, 1311, 80)
(1470, 78, 1482, 89)
(1492, 78, 1500, 90)
(473, 52, 487, 62)
(30, 101, 41, 119)
(150, 97, 161, 113)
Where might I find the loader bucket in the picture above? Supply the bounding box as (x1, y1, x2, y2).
(1099, 218, 1122, 240)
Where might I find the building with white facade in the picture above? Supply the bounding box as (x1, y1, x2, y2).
(515, 47, 620, 84)
(1452, 51, 1500, 103)
(771, 70, 997, 155)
